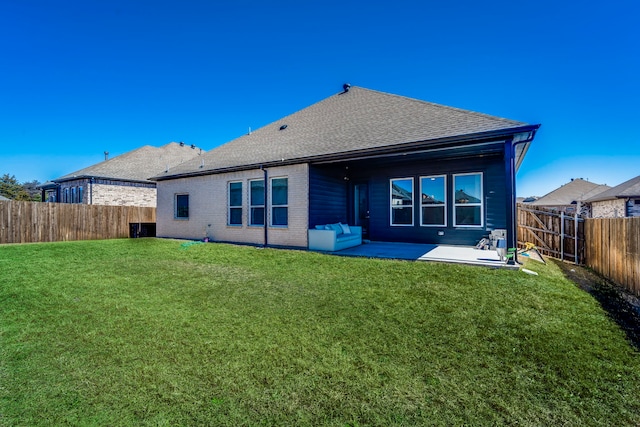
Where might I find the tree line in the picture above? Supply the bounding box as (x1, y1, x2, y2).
(0, 174, 41, 201)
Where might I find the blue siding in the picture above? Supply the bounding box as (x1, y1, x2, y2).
(309, 151, 509, 246)
(359, 155, 506, 244)
(309, 166, 349, 227)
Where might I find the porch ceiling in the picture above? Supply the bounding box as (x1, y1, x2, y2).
(310, 141, 505, 169)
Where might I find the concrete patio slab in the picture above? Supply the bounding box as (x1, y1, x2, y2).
(320, 241, 517, 269)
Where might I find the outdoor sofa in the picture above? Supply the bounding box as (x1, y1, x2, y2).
(308, 223, 362, 252)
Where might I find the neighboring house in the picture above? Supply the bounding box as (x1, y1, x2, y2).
(153, 86, 540, 249)
(0, 194, 9, 201)
(529, 178, 610, 215)
(586, 175, 640, 218)
(43, 142, 203, 207)
(517, 196, 538, 203)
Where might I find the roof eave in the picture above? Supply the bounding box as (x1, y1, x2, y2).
(53, 175, 153, 185)
(153, 124, 541, 181)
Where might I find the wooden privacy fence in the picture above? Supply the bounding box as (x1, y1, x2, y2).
(585, 217, 640, 296)
(0, 200, 156, 244)
(517, 204, 585, 264)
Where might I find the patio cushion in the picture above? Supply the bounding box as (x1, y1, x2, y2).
(308, 225, 362, 252)
(326, 223, 343, 235)
(339, 223, 351, 234)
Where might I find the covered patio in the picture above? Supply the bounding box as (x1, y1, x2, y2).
(318, 241, 519, 269)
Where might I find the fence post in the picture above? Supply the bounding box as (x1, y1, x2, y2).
(560, 211, 564, 261)
(574, 213, 579, 264)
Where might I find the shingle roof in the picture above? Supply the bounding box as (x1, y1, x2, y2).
(531, 179, 611, 206)
(55, 142, 203, 183)
(157, 86, 536, 179)
(585, 175, 640, 202)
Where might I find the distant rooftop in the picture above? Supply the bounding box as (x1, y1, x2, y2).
(586, 174, 640, 202)
(54, 142, 204, 183)
(531, 178, 611, 206)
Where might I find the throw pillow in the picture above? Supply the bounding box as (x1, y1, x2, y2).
(339, 223, 351, 234)
(329, 223, 343, 235)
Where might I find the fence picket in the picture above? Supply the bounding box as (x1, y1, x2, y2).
(585, 217, 640, 296)
(517, 204, 584, 263)
(0, 201, 155, 244)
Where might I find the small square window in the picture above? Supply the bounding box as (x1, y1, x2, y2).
(175, 194, 189, 219)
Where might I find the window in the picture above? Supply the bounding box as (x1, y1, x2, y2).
(63, 188, 69, 203)
(71, 187, 77, 203)
(175, 194, 189, 219)
(271, 177, 288, 226)
(420, 175, 446, 226)
(453, 173, 483, 227)
(250, 180, 265, 226)
(228, 181, 242, 226)
(390, 178, 413, 226)
(78, 186, 83, 204)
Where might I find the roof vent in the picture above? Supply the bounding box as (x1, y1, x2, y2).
(343, 83, 351, 92)
(279, 124, 288, 131)
(179, 141, 185, 147)
(104, 151, 109, 161)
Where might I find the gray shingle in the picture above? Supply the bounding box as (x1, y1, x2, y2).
(158, 86, 531, 178)
(532, 179, 611, 206)
(56, 142, 204, 182)
(586, 175, 640, 202)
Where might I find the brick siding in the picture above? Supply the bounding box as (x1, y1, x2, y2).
(91, 184, 156, 207)
(591, 199, 627, 218)
(57, 179, 156, 207)
(156, 164, 310, 248)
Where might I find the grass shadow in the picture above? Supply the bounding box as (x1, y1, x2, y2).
(554, 259, 640, 351)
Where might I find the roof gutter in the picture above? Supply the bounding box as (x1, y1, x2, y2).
(153, 124, 541, 182)
(52, 175, 153, 185)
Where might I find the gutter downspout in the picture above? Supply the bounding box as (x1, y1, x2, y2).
(506, 133, 535, 264)
(89, 177, 94, 205)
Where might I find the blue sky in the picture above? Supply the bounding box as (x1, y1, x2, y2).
(1, 0, 638, 196)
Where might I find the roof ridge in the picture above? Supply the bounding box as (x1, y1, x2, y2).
(351, 86, 525, 125)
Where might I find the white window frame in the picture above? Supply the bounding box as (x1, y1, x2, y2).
(227, 181, 243, 226)
(270, 177, 288, 227)
(420, 175, 447, 227)
(249, 179, 265, 226)
(390, 177, 414, 226)
(175, 193, 189, 220)
(453, 172, 483, 228)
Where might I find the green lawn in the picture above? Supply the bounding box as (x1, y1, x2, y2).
(1, 238, 639, 426)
